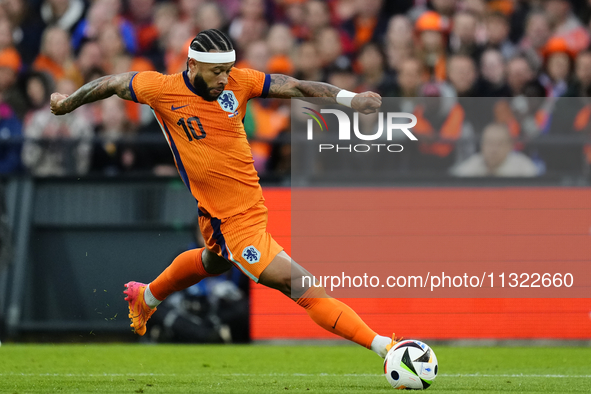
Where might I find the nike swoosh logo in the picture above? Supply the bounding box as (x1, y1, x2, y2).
(332, 311, 343, 329)
(171, 105, 188, 111)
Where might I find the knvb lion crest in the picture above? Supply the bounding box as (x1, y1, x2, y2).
(242, 245, 260, 264)
(217, 91, 238, 113)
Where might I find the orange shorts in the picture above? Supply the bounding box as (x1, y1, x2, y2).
(198, 198, 283, 283)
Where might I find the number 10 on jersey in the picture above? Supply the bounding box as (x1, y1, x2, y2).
(177, 117, 206, 141)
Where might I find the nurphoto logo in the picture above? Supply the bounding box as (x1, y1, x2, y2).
(303, 108, 418, 153)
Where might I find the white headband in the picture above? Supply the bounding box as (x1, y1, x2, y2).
(188, 48, 236, 63)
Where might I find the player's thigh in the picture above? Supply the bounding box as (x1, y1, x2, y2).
(199, 200, 285, 282)
(258, 251, 314, 299)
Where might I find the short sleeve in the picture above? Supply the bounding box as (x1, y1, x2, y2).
(233, 68, 271, 99)
(130, 71, 166, 106)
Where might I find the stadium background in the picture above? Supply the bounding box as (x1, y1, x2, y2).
(0, 0, 590, 343)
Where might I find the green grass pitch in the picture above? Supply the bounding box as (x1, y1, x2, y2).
(1, 344, 590, 393)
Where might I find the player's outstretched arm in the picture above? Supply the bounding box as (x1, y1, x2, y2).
(50, 72, 137, 115)
(267, 74, 382, 114)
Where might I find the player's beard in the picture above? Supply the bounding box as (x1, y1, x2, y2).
(193, 73, 223, 102)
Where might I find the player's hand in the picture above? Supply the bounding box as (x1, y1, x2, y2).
(351, 92, 382, 114)
(50, 93, 70, 115)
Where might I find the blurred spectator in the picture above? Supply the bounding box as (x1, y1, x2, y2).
(194, 1, 227, 32)
(506, 56, 543, 97)
(464, 0, 488, 19)
(431, 0, 457, 18)
(519, 11, 551, 71)
(356, 42, 396, 96)
(386, 42, 414, 75)
(333, 0, 358, 22)
(540, 36, 574, 97)
(326, 59, 358, 93)
(408, 0, 457, 20)
(450, 122, 539, 177)
(449, 11, 484, 60)
(22, 78, 93, 176)
(569, 50, 591, 96)
(178, 0, 207, 23)
(228, 0, 268, 51)
(0, 47, 26, 120)
(33, 26, 82, 86)
(164, 22, 194, 75)
(294, 41, 324, 82)
(0, 101, 22, 174)
(20, 0, 87, 65)
(91, 96, 153, 175)
(97, 23, 154, 125)
(446, 54, 479, 97)
(342, 0, 388, 50)
(138, 2, 176, 72)
(76, 42, 104, 83)
(40, 0, 86, 32)
(485, 11, 517, 59)
(506, 0, 532, 43)
(124, 0, 157, 54)
(217, 0, 241, 21)
(266, 24, 295, 75)
(7, 0, 44, 65)
(23, 71, 54, 111)
(71, 0, 137, 55)
(480, 48, 511, 96)
(386, 15, 413, 48)
(282, 0, 307, 40)
(544, 0, 590, 53)
(414, 11, 449, 81)
(0, 17, 14, 53)
(385, 15, 414, 74)
(237, 40, 270, 72)
(315, 27, 346, 68)
(246, 103, 289, 173)
(409, 90, 473, 170)
(98, 22, 153, 74)
(394, 57, 425, 97)
(2, 0, 27, 44)
(303, 0, 332, 39)
(241, 39, 288, 172)
(142, 2, 179, 72)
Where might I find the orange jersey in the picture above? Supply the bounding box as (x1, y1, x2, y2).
(130, 68, 271, 218)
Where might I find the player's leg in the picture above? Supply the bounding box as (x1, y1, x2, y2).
(124, 248, 232, 335)
(258, 251, 394, 358)
(146, 248, 232, 303)
(124, 210, 234, 336)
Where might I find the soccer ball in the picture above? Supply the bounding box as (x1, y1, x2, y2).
(383, 339, 438, 390)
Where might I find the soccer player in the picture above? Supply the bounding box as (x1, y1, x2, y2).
(50, 29, 396, 358)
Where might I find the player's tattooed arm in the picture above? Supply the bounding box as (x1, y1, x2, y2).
(267, 74, 382, 114)
(50, 72, 137, 115)
(268, 74, 340, 101)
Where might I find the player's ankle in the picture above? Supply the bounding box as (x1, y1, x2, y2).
(144, 284, 162, 309)
(370, 335, 391, 358)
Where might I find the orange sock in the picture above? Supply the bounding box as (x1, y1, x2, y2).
(296, 286, 377, 349)
(149, 248, 218, 301)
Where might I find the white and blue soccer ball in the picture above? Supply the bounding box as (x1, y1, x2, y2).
(383, 339, 438, 390)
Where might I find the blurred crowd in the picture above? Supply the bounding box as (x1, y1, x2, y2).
(0, 0, 591, 178)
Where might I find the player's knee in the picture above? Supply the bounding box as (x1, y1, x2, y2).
(295, 285, 328, 309)
(202, 248, 232, 275)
